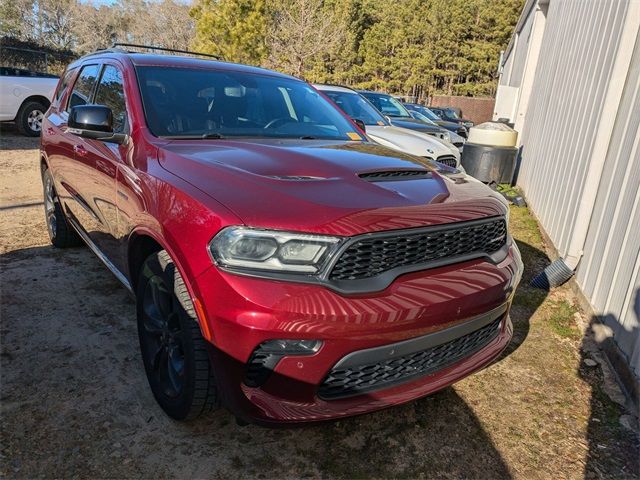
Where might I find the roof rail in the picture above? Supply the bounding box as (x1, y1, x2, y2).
(111, 43, 222, 60)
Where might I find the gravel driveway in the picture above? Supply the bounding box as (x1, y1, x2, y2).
(1, 132, 638, 479)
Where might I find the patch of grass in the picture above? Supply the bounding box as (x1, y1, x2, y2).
(509, 204, 544, 249)
(498, 183, 521, 197)
(546, 300, 580, 339)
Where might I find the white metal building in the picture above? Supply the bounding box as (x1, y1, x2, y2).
(494, 0, 639, 403)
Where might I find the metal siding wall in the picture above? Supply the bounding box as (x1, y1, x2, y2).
(517, 0, 639, 376)
(576, 32, 640, 374)
(518, 0, 628, 256)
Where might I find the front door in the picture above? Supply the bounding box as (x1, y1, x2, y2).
(75, 62, 131, 273)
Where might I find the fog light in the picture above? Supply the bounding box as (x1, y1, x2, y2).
(244, 339, 322, 387)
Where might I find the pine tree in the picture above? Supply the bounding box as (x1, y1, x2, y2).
(190, 0, 269, 65)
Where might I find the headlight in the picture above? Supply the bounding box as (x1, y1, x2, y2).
(210, 227, 342, 274)
(442, 131, 451, 143)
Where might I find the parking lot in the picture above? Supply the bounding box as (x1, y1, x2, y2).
(1, 132, 638, 479)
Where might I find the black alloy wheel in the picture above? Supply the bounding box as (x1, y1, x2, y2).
(137, 250, 218, 420)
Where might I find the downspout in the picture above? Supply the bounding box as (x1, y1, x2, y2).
(532, 1, 640, 289)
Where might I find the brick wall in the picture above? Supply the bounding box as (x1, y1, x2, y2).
(428, 95, 496, 125)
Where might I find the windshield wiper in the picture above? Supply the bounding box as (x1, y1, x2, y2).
(299, 135, 318, 139)
(202, 132, 225, 139)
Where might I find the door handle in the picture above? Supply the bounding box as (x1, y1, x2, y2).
(73, 144, 88, 157)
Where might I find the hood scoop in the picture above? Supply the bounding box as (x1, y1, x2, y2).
(358, 169, 433, 182)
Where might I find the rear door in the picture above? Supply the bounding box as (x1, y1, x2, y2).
(50, 64, 101, 232)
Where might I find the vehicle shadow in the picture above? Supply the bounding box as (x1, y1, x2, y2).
(0, 125, 40, 150)
(0, 234, 551, 478)
(580, 291, 640, 478)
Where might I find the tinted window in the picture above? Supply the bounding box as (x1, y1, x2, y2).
(361, 93, 412, 118)
(54, 68, 77, 105)
(135, 66, 364, 141)
(67, 64, 99, 111)
(95, 66, 127, 133)
(323, 90, 387, 126)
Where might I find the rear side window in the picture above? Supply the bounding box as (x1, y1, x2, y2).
(54, 68, 77, 106)
(67, 64, 99, 111)
(95, 66, 127, 133)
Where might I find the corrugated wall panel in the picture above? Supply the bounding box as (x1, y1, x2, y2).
(576, 31, 640, 374)
(517, 0, 629, 255)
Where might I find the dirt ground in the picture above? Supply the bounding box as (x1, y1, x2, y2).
(1, 131, 638, 479)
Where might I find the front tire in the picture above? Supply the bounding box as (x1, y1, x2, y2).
(137, 250, 219, 420)
(42, 169, 82, 248)
(17, 100, 47, 137)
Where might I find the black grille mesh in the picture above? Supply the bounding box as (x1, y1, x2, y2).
(318, 316, 503, 399)
(436, 154, 458, 168)
(329, 218, 507, 281)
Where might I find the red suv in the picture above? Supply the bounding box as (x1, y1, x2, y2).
(40, 48, 523, 425)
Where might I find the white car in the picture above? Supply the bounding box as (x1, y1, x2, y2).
(315, 84, 462, 169)
(0, 67, 59, 136)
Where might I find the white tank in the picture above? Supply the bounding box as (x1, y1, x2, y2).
(467, 122, 518, 147)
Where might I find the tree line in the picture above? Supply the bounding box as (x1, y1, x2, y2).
(0, 0, 522, 99)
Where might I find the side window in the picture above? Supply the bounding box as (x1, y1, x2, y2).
(67, 64, 99, 111)
(95, 65, 127, 133)
(54, 68, 77, 106)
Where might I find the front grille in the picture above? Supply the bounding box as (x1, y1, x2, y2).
(318, 316, 503, 399)
(458, 129, 468, 139)
(436, 154, 458, 168)
(329, 217, 507, 281)
(359, 170, 432, 181)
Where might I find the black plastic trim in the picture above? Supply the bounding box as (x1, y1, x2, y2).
(332, 303, 506, 370)
(318, 303, 509, 399)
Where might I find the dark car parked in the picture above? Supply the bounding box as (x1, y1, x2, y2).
(357, 90, 452, 142)
(39, 45, 522, 425)
(404, 103, 468, 138)
(428, 106, 474, 129)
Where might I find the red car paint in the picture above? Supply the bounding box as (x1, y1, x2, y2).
(41, 52, 523, 424)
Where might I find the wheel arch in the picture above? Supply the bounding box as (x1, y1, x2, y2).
(127, 229, 213, 341)
(17, 95, 51, 119)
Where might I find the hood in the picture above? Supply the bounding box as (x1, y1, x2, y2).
(436, 119, 465, 132)
(387, 117, 445, 134)
(366, 125, 460, 161)
(157, 139, 505, 236)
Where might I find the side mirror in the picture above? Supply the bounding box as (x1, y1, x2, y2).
(353, 118, 366, 133)
(68, 105, 127, 144)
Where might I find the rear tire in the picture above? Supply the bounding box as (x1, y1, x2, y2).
(137, 250, 219, 420)
(42, 168, 83, 248)
(17, 100, 47, 137)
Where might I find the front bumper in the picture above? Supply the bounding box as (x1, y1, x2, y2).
(194, 243, 522, 424)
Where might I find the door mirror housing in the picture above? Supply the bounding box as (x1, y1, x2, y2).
(353, 118, 366, 133)
(68, 105, 127, 144)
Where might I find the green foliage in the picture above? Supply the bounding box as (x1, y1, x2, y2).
(190, 0, 269, 65)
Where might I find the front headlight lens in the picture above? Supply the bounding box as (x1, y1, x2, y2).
(210, 227, 342, 274)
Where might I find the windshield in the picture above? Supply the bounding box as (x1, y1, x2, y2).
(408, 110, 437, 125)
(413, 105, 441, 121)
(322, 90, 388, 126)
(361, 93, 412, 118)
(135, 66, 364, 140)
(445, 108, 460, 119)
